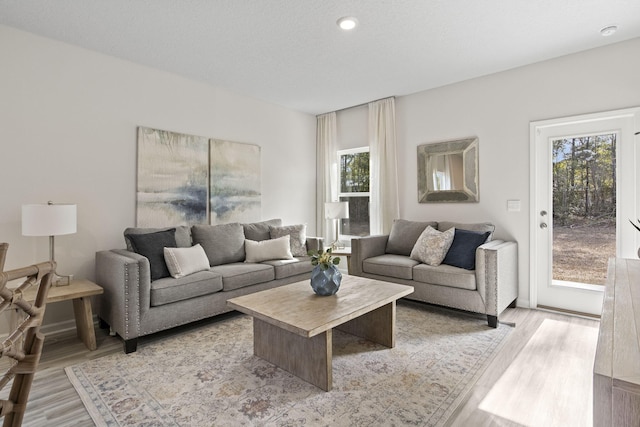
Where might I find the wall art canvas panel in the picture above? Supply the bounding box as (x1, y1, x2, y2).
(209, 139, 261, 225)
(137, 127, 208, 227)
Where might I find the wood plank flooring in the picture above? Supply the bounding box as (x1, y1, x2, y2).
(1, 307, 599, 427)
(448, 308, 599, 427)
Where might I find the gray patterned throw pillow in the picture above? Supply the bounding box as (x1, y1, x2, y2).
(269, 224, 307, 257)
(410, 226, 455, 266)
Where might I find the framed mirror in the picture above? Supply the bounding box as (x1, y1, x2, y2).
(417, 137, 479, 203)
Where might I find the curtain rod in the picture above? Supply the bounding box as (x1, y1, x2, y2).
(317, 96, 395, 116)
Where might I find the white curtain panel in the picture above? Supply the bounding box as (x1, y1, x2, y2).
(316, 112, 338, 243)
(369, 98, 400, 235)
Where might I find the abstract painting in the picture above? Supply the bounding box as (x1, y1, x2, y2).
(136, 127, 208, 227)
(209, 139, 261, 225)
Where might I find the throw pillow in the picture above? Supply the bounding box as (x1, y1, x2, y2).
(442, 228, 492, 270)
(192, 223, 246, 266)
(269, 224, 307, 257)
(124, 225, 192, 251)
(386, 219, 439, 256)
(244, 235, 293, 263)
(243, 219, 283, 241)
(438, 222, 494, 242)
(163, 244, 211, 279)
(410, 226, 455, 266)
(127, 228, 177, 281)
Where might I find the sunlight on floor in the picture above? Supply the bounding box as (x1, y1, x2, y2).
(477, 319, 599, 427)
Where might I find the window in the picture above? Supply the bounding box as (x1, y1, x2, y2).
(338, 147, 370, 238)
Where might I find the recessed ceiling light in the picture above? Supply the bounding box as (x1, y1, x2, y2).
(600, 25, 618, 37)
(337, 16, 358, 31)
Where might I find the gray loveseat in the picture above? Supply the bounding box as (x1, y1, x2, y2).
(351, 220, 518, 327)
(95, 219, 321, 353)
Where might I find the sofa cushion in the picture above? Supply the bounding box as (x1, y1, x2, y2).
(150, 270, 223, 306)
(192, 223, 246, 266)
(124, 225, 192, 251)
(163, 244, 211, 279)
(262, 257, 314, 280)
(413, 263, 477, 290)
(363, 254, 419, 280)
(209, 263, 275, 291)
(245, 235, 293, 263)
(437, 221, 495, 241)
(243, 218, 282, 241)
(270, 224, 307, 257)
(442, 228, 491, 270)
(127, 228, 177, 281)
(386, 219, 438, 256)
(410, 226, 455, 266)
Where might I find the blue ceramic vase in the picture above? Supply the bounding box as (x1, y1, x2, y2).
(310, 264, 342, 296)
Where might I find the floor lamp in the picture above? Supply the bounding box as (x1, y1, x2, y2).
(22, 201, 77, 286)
(325, 201, 349, 250)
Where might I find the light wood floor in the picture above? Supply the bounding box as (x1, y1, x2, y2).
(2, 307, 599, 427)
(448, 307, 599, 427)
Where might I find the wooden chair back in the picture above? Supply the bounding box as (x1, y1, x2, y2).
(0, 243, 55, 427)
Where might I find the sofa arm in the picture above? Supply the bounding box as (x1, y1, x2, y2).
(305, 236, 324, 253)
(350, 235, 389, 276)
(95, 249, 152, 342)
(475, 240, 518, 318)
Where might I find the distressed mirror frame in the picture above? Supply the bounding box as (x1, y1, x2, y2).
(417, 137, 479, 203)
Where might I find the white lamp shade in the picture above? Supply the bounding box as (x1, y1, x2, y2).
(22, 203, 77, 236)
(324, 202, 349, 220)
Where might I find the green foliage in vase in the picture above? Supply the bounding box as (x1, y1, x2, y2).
(308, 248, 341, 270)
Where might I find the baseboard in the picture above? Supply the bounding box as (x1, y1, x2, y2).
(0, 317, 100, 341)
(516, 298, 530, 308)
(536, 305, 601, 320)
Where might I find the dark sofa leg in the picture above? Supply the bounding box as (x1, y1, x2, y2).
(124, 338, 138, 354)
(98, 317, 109, 329)
(487, 315, 498, 328)
(508, 299, 517, 308)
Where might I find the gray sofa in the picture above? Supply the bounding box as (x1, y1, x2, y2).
(95, 219, 322, 353)
(350, 220, 518, 327)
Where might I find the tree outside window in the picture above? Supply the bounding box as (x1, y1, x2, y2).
(338, 148, 370, 238)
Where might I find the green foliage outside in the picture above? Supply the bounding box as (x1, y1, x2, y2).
(340, 152, 370, 193)
(552, 133, 616, 226)
(339, 151, 371, 236)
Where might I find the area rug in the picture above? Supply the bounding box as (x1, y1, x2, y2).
(65, 301, 512, 426)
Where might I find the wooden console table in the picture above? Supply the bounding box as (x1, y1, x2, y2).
(593, 258, 640, 426)
(12, 279, 103, 351)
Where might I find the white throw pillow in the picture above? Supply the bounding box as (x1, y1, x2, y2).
(269, 224, 307, 257)
(245, 235, 294, 263)
(410, 226, 455, 266)
(163, 244, 211, 279)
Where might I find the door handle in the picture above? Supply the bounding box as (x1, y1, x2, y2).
(540, 223, 548, 229)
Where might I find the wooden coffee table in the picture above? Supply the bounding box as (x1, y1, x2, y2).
(227, 275, 413, 391)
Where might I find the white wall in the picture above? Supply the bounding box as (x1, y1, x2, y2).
(337, 37, 640, 307)
(0, 25, 316, 331)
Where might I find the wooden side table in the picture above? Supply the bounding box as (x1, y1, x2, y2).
(13, 279, 104, 351)
(331, 247, 352, 274)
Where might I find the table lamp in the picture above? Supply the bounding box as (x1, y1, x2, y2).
(22, 201, 77, 286)
(324, 201, 349, 250)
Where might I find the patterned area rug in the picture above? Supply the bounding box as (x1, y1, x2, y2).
(66, 301, 512, 426)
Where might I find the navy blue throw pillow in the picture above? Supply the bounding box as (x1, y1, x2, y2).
(442, 229, 491, 270)
(128, 228, 177, 281)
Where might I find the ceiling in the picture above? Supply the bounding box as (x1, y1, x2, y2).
(1, 1, 639, 115)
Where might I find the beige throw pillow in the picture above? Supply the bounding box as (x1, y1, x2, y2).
(163, 244, 211, 279)
(410, 226, 455, 266)
(245, 235, 294, 263)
